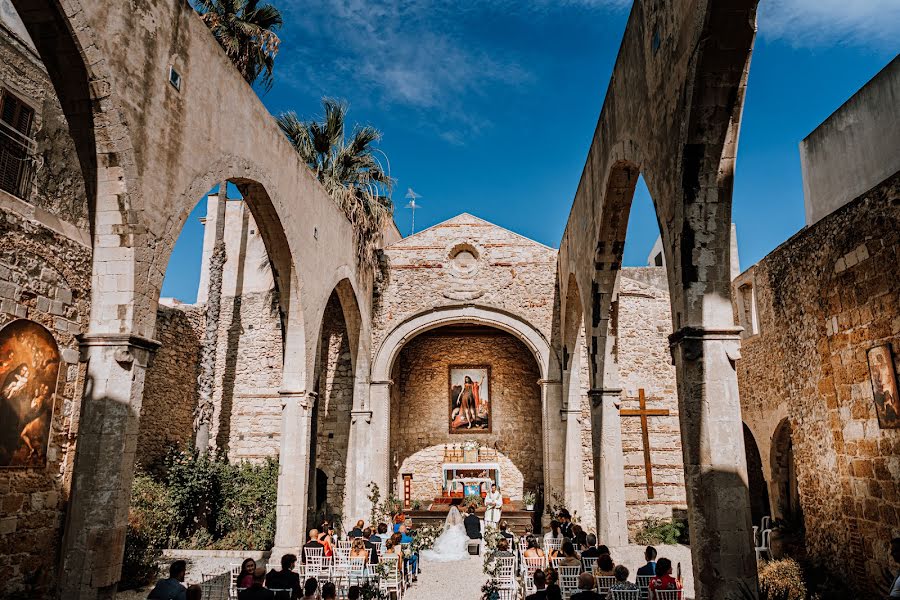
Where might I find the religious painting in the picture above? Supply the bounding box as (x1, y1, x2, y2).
(868, 344, 900, 429)
(0, 319, 61, 467)
(449, 365, 491, 433)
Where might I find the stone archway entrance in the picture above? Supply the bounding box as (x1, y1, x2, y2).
(771, 419, 802, 525)
(743, 423, 770, 526)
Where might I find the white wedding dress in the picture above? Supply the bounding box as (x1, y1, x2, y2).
(420, 506, 471, 562)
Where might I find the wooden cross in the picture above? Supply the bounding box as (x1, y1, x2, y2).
(620, 388, 669, 499)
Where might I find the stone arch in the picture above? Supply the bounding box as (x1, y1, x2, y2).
(743, 422, 770, 526)
(371, 304, 552, 383)
(771, 418, 801, 524)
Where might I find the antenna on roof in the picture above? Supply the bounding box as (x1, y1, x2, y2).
(404, 188, 423, 236)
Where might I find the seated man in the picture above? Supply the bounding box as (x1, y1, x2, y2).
(570, 573, 603, 600)
(464, 505, 482, 539)
(147, 560, 187, 600)
(349, 520, 365, 538)
(362, 527, 380, 564)
(398, 523, 418, 580)
(525, 569, 548, 600)
(302, 578, 318, 600)
(238, 567, 275, 600)
(581, 534, 600, 558)
(499, 520, 514, 540)
(301, 529, 324, 563)
(637, 545, 657, 576)
(265, 553, 300, 599)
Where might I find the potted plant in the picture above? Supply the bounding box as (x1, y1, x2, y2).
(463, 494, 483, 511)
(523, 490, 536, 511)
(463, 440, 480, 463)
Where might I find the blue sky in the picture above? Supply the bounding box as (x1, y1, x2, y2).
(162, 0, 899, 302)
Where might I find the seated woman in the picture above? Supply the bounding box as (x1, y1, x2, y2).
(318, 522, 335, 558)
(383, 538, 403, 571)
(557, 540, 582, 567)
(524, 535, 545, 559)
(593, 553, 616, 577)
(648, 557, 682, 597)
(349, 538, 370, 562)
(610, 565, 639, 591)
(237, 558, 256, 589)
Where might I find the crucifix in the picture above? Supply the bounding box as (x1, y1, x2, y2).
(620, 388, 669, 499)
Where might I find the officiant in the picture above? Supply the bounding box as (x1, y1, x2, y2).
(485, 483, 502, 527)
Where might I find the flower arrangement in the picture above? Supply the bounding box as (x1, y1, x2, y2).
(463, 440, 480, 451)
(358, 581, 387, 600)
(481, 579, 502, 600)
(410, 523, 442, 553)
(523, 490, 537, 507)
(462, 494, 484, 510)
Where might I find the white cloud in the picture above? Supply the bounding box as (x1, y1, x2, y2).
(758, 0, 900, 48)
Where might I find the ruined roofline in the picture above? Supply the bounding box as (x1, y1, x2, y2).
(386, 212, 558, 252)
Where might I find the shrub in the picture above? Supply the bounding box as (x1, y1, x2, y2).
(758, 558, 806, 600)
(120, 470, 173, 589)
(634, 517, 688, 545)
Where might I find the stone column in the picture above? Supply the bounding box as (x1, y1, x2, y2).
(58, 333, 160, 600)
(273, 390, 316, 555)
(561, 407, 586, 522)
(669, 326, 757, 600)
(344, 408, 373, 523)
(539, 379, 563, 524)
(368, 380, 392, 502)
(587, 387, 628, 545)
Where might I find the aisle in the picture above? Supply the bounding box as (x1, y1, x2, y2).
(403, 553, 485, 600)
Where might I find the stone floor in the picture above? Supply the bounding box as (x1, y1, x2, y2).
(404, 553, 486, 600)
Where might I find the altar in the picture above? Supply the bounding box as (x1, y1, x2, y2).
(441, 462, 501, 496)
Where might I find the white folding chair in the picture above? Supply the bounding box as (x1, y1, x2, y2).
(305, 556, 327, 579)
(496, 557, 516, 586)
(582, 557, 598, 573)
(545, 539, 562, 555)
(551, 557, 564, 569)
(228, 564, 243, 600)
(379, 555, 403, 600)
(305, 546, 325, 562)
(610, 589, 641, 600)
(636, 575, 653, 600)
(653, 590, 683, 600)
(596, 575, 617, 596)
(523, 555, 546, 578)
(755, 528, 772, 561)
(559, 565, 581, 598)
(761, 515, 771, 532)
(497, 587, 518, 600)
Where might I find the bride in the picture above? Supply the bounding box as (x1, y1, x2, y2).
(420, 506, 471, 562)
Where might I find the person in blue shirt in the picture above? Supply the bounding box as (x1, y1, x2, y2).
(398, 522, 419, 581)
(636, 546, 657, 577)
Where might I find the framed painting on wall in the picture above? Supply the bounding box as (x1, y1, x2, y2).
(0, 319, 61, 467)
(867, 344, 899, 429)
(449, 365, 491, 434)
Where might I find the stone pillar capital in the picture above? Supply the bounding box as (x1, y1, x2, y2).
(668, 325, 743, 362)
(278, 389, 317, 410)
(537, 379, 562, 388)
(351, 409, 373, 424)
(588, 387, 622, 409)
(77, 332, 161, 367)
(559, 408, 581, 421)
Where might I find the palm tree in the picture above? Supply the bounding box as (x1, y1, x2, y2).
(277, 99, 395, 269)
(194, 0, 283, 91)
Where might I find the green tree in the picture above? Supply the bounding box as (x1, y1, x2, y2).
(277, 99, 394, 269)
(194, 0, 283, 91)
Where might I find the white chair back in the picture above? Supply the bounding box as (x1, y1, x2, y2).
(596, 575, 617, 594)
(304, 546, 324, 561)
(653, 591, 683, 600)
(636, 575, 653, 599)
(582, 557, 598, 572)
(559, 565, 581, 597)
(545, 538, 562, 553)
(523, 555, 546, 576)
(496, 556, 516, 584)
(611, 589, 641, 600)
(761, 515, 771, 531)
(550, 557, 564, 569)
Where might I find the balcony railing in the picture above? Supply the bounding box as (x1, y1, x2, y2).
(0, 118, 36, 199)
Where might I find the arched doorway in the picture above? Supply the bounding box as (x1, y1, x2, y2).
(388, 323, 544, 507)
(743, 423, 770, 526)
(771, 419, 802, 525)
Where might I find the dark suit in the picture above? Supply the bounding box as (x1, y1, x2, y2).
(265, 569, 299, 599)
(464, 514, 481, 539)
(349, 527, 363, 538)
(636, 561, 656, 576)
(364, 540, 380, 564)
(581, 547, 600, 558)
(525, 591, 548, 600)
(238, 585, 275, 600)
(570, 591, 603, 600)
(560, 521, 573, 538)
(301, 540, 324, 562)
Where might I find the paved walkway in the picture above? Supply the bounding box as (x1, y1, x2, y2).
(404, 553, 486, 600)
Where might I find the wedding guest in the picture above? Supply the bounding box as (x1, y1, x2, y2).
(302, 530, 324, 563)
(524, 535, 545, 558)
(383, 538, 402, 571)
(570, 573, 603, 600)
(499, 520, 514, 540)
(525, 569, 548, 600)
(610, 565, 639, 592)
(347, 586, 361, 600)
(398, 524, 419, 580)
(637, 546, 657, 576)
(376, 522, 390, 542)
(302, 578, 318, 600)
(321, 582, 337, 600)
(186, 584, 203, 600)
(648, 558, 682, 596)
(558, 509, 573, 538)
(349, 519, 365, 538)
(889, 537, 900, 598)
(318, 522, 335, 557)
(464, 505, 482, 540)
(545, 568, 563, 600)
(147, 560, 187, 600)
(572, 525, 587, 551)
(593, 553, 615, 577)
(362, 527, 380, 564)
(238, 567, 274, 600)
(350, 538, 370, 561)
(237, 558, 257, 589)
(495, 538, 515, 558)
(596, 545, 610, 557)
(265, 554, 300, 599)
(544, 520, 563, 542)
(581, 534, 600, 558)
(558, 541, 581, 567)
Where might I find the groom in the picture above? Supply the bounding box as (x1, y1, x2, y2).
(484, 484, 502, 528)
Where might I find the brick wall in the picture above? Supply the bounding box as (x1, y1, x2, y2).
(390, 331, 543, 502)
(735, 173, 900, 593)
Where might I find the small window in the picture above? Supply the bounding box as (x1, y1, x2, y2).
(0, 89, 36, 198)
(654, 252, 663, 267)
(737, 282, 758, 336)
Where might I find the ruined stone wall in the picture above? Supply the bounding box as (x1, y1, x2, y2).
(0, 26, 91, 599)
(391, 332, 543, 501)
(138, 304, 204, 468)
(735, 173, 900, 593)
(313, 293, 353, 514)
(373, 213, 558, 351)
